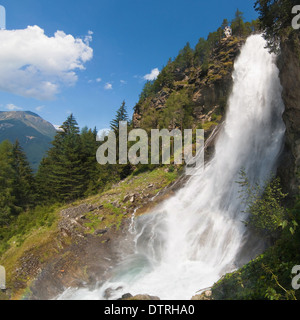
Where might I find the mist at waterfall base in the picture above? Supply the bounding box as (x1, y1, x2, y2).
(58, 35, 286, 300)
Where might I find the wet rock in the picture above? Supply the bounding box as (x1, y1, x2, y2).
(104, 286, 123, 299)
(119, 293, 133, 300)
(104, 288, 113, 299)
(94, 229, 107, 236)
(191, 290, 212, 300)
(121, 294, 160, 300)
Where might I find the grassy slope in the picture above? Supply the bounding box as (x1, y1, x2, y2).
(0, 167, 179, 300)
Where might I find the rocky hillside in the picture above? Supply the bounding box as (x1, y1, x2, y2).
(0, 167, 181, 300)
(132, 36, 246, 162)
(0, 111, 56, 171)
(135, 38, 243, 125)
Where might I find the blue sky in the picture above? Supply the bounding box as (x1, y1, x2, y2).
(0, 0, 258, 131)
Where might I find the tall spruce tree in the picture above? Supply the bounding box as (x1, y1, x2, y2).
(174, 42, 194, 70)
(254, 0, 299, 51)
(231, 9, 246, 37)
(0, 140, 18, 226)
(194, 37, 209, 69)
(37, 114, 84, 202)
(109, 101, 133, 179)
(12, 140, 35, 209)
(221, 18, 229, 30)
(110, 101, 129, 134)
(35, 156, 53, 202)
(80, 126, 99, 194)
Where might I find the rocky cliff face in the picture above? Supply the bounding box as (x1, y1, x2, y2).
(133, 37, 245, 132)
(132, 33, 300, 197)
(132, 36, 245, 162)
(277, 35, 300, 197)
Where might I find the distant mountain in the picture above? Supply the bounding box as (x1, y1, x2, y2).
(0, 111, 56, 171)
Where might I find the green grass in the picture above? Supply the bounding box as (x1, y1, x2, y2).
(0, 165, 180, 299)
(82, 167, 180, 234)
(0, 204, 61, 256)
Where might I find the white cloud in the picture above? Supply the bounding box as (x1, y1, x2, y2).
(88, 77, 101, 84)
(120, 80, 127, 85)
(84, 30, 93, 45)
(104, 82, 113, 90)
(35, 105, 44, 111)
(143, 68, 160, 81)
(0, 25, 93, 100)
(5, 103, 23, 111)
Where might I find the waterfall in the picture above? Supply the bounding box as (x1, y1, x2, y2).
(58, 35, 286, 300)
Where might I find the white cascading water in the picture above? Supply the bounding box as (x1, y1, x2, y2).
(58, 35, 286, 300)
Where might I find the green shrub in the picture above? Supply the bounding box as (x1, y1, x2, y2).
(237, 171, 291, 237)
(0, 204, 59, 255)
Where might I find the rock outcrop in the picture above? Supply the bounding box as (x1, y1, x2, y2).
(277, 34, 300, 197)
(133, 36, 245, 135)
(119, 293, 160, 300)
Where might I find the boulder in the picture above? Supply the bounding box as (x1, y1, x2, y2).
(191, 290, 212, 300)
(121, 294, 160, 300)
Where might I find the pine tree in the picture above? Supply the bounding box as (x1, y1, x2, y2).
(12, 140, 35, 209)
(194, 37, 209, 68)
(80, 126, 99, 194)
(35, 157, 53, 202)
(109, 101, 133, 179)
(53, 114, 84, 201)
(139, 81, 155, 102)
(254, 0, 299, 51)
(164, 90, 193, 130)
(174, 42, 194, 70)
(221, 18, 229, 30)
(151, 64, 174, 93)
(231, 9, 246, 37)
(0, 140, 18, 226)
(110, 101, 129, 134)
(36, 114, 85, 202)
